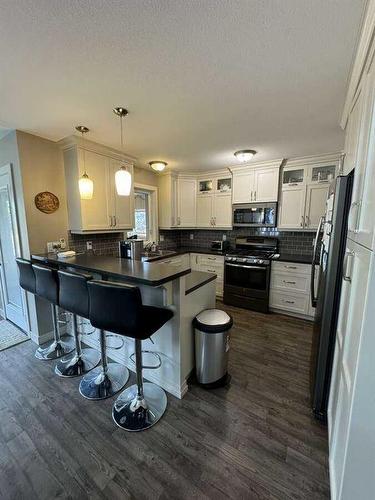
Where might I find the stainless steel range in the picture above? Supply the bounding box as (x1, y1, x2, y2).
(223, 237, 279, 313)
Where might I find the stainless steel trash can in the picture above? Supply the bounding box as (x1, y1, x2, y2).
(193, 309, 233, 387)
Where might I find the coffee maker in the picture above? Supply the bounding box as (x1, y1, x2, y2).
(119, 239, 144, 260)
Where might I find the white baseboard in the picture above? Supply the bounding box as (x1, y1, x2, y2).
(82, 335, 187, 399)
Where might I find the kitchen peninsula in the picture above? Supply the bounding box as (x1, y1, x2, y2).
(32, 253, 217, 398)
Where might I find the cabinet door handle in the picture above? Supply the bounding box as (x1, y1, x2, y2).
(306, 215, 310, 227)
(177, 217, 181, 225)
(113, 215, 117, 226)
(288, 183, 298, 186)
(250, 191, 253, 201)
(208, 257, 216, 260)
(285, 300, 295, 304)
(343, 250, 354, 282)
(300, 216, 304, 227)
(109, 216, 113, 227)
(207, 269, 216, 273)
(285, 265, 297, 269)
(214, 217, 216, 226)
(254, 190, 256, 201)
(283, 280, 296, 285)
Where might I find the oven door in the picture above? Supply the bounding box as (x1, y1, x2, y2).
(232, 203, 277, 227)
(224, 262, 269, 296)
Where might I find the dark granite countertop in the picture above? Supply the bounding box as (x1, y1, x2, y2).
(32, 253, 191, 287)
(143, 246, 227, 262)
(185, 271, 217, 295)
(272, 253, 312, 264)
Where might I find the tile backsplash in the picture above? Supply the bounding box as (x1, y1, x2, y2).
(68, 228, 314, 258)
(68, 231, 124, 256)
(159, 228, 315, 257)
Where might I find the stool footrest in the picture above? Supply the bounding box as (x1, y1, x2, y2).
(129, 350, 162, 370)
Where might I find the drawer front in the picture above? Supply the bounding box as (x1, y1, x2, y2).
(271, 272, 309, 293)
(199, 263, 224, 279)
(272, 261, 311, 275)
(195, 253, 224, 265)
(270, 291, 309, 315)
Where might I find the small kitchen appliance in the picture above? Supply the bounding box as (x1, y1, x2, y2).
(211, 240, 230, 252)
(119, 239, 144, 260)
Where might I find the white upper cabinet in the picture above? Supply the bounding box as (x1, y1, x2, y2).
(232, 170, 254, 203)
(253, 167, 280, 202)
(158, 173, 178, 229)
(63, 142, 135, 233)
(232, 161, 281, 204)
(278, 185, 306, 229)
(196, 173, 232, 228)
(278, 155, 339, 230)
(347, 61, 375, 250)
(109, 159, 134, 230)
(196, 193, 214, 227)
(177, 177, 196, 227)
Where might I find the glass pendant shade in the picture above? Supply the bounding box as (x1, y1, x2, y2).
(79, 173, 94, 200)
(115, 166, 132, 196)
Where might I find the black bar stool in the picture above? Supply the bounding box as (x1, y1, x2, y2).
(55, 270, 101, 377)
(16, 258, 36, 295)
(78, 283, 130, 401)
(87, 280, 173, 431)
(32, 263, 75, 360)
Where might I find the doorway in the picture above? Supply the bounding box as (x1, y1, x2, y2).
(0, 164, 29, 333)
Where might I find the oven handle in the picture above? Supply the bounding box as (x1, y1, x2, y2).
(226, 263, 267, 270)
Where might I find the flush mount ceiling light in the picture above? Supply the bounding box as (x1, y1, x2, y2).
(76, 125, 94, 200)
(113, 107, 132, 196)
(234, 149, 257, 163)
(149, 161, 168, 172)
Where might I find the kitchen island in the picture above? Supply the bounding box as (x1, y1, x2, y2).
(32, 253, 217, 398)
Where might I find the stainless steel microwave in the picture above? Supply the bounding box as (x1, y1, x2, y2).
(232, 203, 277, 228)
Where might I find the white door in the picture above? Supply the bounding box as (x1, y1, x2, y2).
(0, 164, 29, 331)
(196, 194, 213, 227)
(253, 167, 279, 202)
(278, 186, 306, 229)
(109, 160, 134, 230)
(80, 150, 112, 230)
(232, 170, 254, 203)
(304, 184, 329, 229)
(178, 178, 196, 227)
(214, 192, 232, 228)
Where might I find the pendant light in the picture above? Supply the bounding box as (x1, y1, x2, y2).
(149, 161, 167, 172)
(76, 125, 94, 200)
(113, 107, 132, 196)
(234, 149, 257, 163)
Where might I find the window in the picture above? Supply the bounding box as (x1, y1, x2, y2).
(133, 190, 149, 240)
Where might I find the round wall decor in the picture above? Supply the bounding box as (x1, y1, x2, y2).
(34, 191, 60, 214)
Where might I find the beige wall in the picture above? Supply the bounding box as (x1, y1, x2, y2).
(16, 131, 69, 254)
(133, 166, 159, 187)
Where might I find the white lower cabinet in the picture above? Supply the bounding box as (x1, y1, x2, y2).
(270, 260, 315, 319)
(190, 253, 224, 297)
(158, 254, 190, 267)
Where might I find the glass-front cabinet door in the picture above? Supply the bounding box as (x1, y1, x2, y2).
(198, 179, 213, 194)
(216, 177, 232, 192)
(282, 168, 305, 187)
(311, 165, 336, 183)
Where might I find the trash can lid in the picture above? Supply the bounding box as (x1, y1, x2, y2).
(193, 309, 233, 333)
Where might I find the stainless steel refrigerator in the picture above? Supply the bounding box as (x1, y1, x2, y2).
(310, 173, 353, 421)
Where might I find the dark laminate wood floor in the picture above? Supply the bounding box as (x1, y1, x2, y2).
(0, 304, 330, 500)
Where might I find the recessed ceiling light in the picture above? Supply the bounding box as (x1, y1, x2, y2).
(234, 149, 257, 162)
(149, 161, 168, 172)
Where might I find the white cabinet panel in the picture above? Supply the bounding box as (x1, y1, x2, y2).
(79, 150, 112, 231)
(109, 160, 134, 230)
(278, 186, 306, 229)
(196, 194, 214, 228)
(305, 183, 330, 229)
(232, 170, 253, 203)
(253, 167, 279, 202)
(269, 290, 309, 315)
(347, 65, 375, 251)
(178, 178, 196, 227)
(213, 192, 232, 228)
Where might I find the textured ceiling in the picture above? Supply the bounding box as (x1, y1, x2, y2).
(0, 0, 366, 171)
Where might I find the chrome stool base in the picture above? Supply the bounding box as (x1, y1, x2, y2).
(35, 337, 75, 361)
(79, 363, 129, 400)
(54, 347, 101, 377)
(112, 382, 167, 432)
